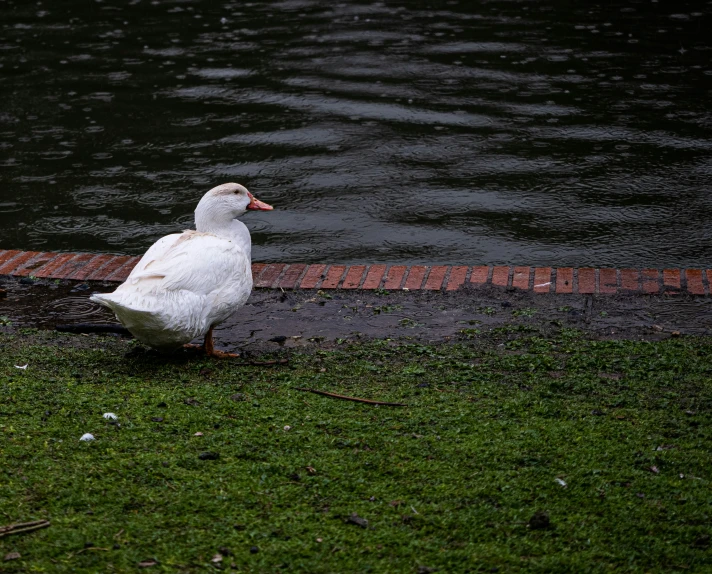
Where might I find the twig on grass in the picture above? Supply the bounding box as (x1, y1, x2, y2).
(294, 387, 406, 407)
(67, 547, 110, 559)
(56, 323, 131, 336)
(241, 358, 289, 366)
(0, 519, 51, 538)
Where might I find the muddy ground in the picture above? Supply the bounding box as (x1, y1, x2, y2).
(2, 275, 712, 353)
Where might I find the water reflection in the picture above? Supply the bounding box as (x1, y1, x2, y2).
(0, 0, 710, 267)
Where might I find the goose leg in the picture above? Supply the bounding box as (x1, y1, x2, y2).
(203, 326, 239, 359)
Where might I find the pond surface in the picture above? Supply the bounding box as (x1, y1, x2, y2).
(1, 0, 710, 267)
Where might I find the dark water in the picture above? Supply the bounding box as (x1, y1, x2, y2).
(1, 0, 711, 267)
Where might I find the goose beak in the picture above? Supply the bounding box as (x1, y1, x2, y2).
(246, 192, 273, 211)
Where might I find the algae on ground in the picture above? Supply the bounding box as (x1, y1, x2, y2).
(0, 329, 711, 572)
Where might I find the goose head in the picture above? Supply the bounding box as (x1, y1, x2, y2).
(195, 182, 272, 234)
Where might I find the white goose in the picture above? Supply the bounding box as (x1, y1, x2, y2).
(91, 183, 273, 357)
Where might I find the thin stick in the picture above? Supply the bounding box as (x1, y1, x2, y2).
(0, 520, 51, 538)
(56, 324, 131, 335)
(242, 358, 289, 366)
(67, 547, 110, 559)
(294, 387, 406, 407)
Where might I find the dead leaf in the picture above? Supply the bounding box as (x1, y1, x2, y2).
(649, 466, 660, 474)
(347, 513, 368, 528)
(306, 466, 316, 474)
(211, 554, 223, 563)
(528, 511, 550, 530)
(4, 552, 20, 561)
(138, 559, 158, 568)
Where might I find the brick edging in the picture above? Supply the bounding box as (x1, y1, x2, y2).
(0, 249, 709, 296)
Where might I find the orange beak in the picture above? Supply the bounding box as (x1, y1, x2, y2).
(246, 192, 273, 211)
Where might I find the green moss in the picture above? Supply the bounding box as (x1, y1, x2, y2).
(0, 330, 711, 572)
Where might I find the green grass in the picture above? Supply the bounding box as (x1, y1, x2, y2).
(1, 329, 711, 573)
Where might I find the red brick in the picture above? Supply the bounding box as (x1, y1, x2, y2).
(512, 266, 530, 290)
(404, 266, 427, 290)
(362, 265, 386, 290)
(707, 270, 712, 295)
(641, 269, 660, 294)
(0, 251, 40, 275)
(555, 268, 573, 294)
(251, 263, 266, 280)
(446, 266, 468, 291)
(106, 256, 141, 282)
(685, 269, 705, 295)
(577, 268, 595, 294)
(254, 263, 286, 288)
(33, 253, 78, 279)
(300, 264, 327, 289)
(13, 252, 57, 276)
(620, 268, 639, 292)
(469, 266, 490, 285)
(491, 266, 510, 287)
(599, 268, 617, 294)
(48, 253, 93, 280)
(663, 269, 681, 293)
(383, 266, 407, 290)
(342, 265, 366, 289)
(424, 266, 448, 290)
(533, 267, 552, 293)
(277, 264, 307, 289)
(86, 255, 133, 281)
(71, 254, 115, 281)
(0, 250, 22, 269)
(321, 265, 346, 289)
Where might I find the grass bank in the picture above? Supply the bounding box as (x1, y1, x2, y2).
(1, 329, 711, 573)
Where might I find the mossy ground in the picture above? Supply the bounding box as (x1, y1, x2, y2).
(1, 328, 711, 573)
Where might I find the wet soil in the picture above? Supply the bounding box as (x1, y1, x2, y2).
(2, 275, 711, 353)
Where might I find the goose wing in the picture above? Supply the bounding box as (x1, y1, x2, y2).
(121, 231, 249, 296)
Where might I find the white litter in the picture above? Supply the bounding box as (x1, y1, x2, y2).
(535, 282, 551, 288)
(194, 432, 204, 437)
(284, 425, 291, 431)
(80, 433, 95, 441)
(103, 413, 117, 420)
(555, 478, 567, 487)
(14, 364, 28, 370)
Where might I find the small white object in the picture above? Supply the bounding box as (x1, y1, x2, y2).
(555, 478, 567, 487)
(80, 433, 95, 441)
(534, 282, 551, 288)
(194, 432, 204, 437)
(14, 364, 28, 370)
(103, 412, 117, 420)
(283, 425, 291, 431)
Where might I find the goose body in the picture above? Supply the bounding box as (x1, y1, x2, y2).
(91, 183, 272, 355)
